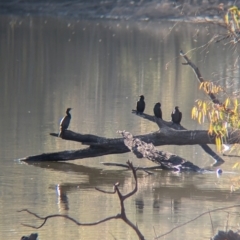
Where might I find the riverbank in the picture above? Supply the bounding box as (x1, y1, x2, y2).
(0, 0, 238, 22)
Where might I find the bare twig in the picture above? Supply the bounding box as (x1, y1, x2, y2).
(18, 209, 119, 229)
(225, 212, 230, 232)
(155, 204, 240, 239)
(19, 161, 145, 240)
(180, 50, 221, 104)
(208, 210, 214, 235)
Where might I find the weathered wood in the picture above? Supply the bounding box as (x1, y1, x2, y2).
(119, 130, 204, 172)
(20, 122, 240, 162)
(132, 112, 225, 165)
(19, 145, 129, 162)
(18, 126, 219, 162)
(55, 125, 216, 146)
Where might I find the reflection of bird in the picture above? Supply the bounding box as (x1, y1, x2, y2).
(216, 168, 223, 178)
(136, 95, 145, 114)
(59, 108, 72, 137)
(153, 102, 162, 119)
(171, 106, 182, 124)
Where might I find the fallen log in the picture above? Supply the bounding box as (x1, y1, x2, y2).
(19, 51, 237, 165)
(20, 119, 240, 163)
(20, 122, 216, 162)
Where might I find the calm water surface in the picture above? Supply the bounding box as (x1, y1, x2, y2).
(0, 15, 240, 239)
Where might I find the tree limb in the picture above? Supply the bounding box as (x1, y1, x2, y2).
(180, 50, 221, 104)
(20, 125, 240, 163)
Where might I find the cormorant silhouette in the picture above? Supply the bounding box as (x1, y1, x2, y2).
(153, 102, 162, 119)
(136, 95, 145, 114)
(171, 106, 182, 124)
(59, 108, 72, 137)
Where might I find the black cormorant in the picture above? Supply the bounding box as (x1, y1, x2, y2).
(136, 95, 145, 114)
(171, 106, 182, 124)
(153, 102, 162, 119)
(59, 108, 72, 137)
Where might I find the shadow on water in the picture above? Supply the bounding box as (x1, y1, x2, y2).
(25, 161, 239, 205)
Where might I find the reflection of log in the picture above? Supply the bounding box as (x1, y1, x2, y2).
(19, 161, 145, 240)
(25, 161, 238, 203)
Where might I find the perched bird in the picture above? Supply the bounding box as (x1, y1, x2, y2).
(59, 108, 72, 137)
(136, 95, 145, 114)
(171, 106, 182, 124)
(153, 102, 162, 119)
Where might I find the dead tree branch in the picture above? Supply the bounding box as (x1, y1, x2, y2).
(119, 130, 204, 172)
(19, 161, 145, 240)
(132, 114, 225, 166)
(180, 50, 221, 104)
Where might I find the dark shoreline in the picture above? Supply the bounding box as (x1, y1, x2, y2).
(0, 0, 238, 21)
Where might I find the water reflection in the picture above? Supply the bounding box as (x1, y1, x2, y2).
(0, 15, 240, 240)
(56, 184, 69, 212)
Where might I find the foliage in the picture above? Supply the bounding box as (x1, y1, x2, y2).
(224, 6, 240, 30)
(223, 6, 240, 43)
(191, 81, 239, 152)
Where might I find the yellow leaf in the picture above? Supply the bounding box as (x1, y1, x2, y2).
(224, 13, 229, 25)
(203, 102, 207, 115)
(204, 82, 210, 93)
(219, 111, 223, 120)
(198, 111, 202, 124)
(225, 98, 230, 108)
(215, 136, 222, 152)
(199, 82, 204, 89)
(198, 100, 202, 107)
(208, 123, 213, 135)
(233, 162, 239, 169)
(234, 99, 238, 113)
(213, 126, 218, 135)
(191, 107, 197, 119)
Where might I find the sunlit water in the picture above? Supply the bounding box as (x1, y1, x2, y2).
(0, 15, 240, 239)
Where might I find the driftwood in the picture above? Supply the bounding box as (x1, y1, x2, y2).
(19, 126, 218, 161)
(20, 119, 240, 164)
(119, 130, 203, 172)
(19, 51, 239, 168)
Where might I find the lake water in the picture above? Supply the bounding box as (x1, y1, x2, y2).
(0, 15, 240, 239)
